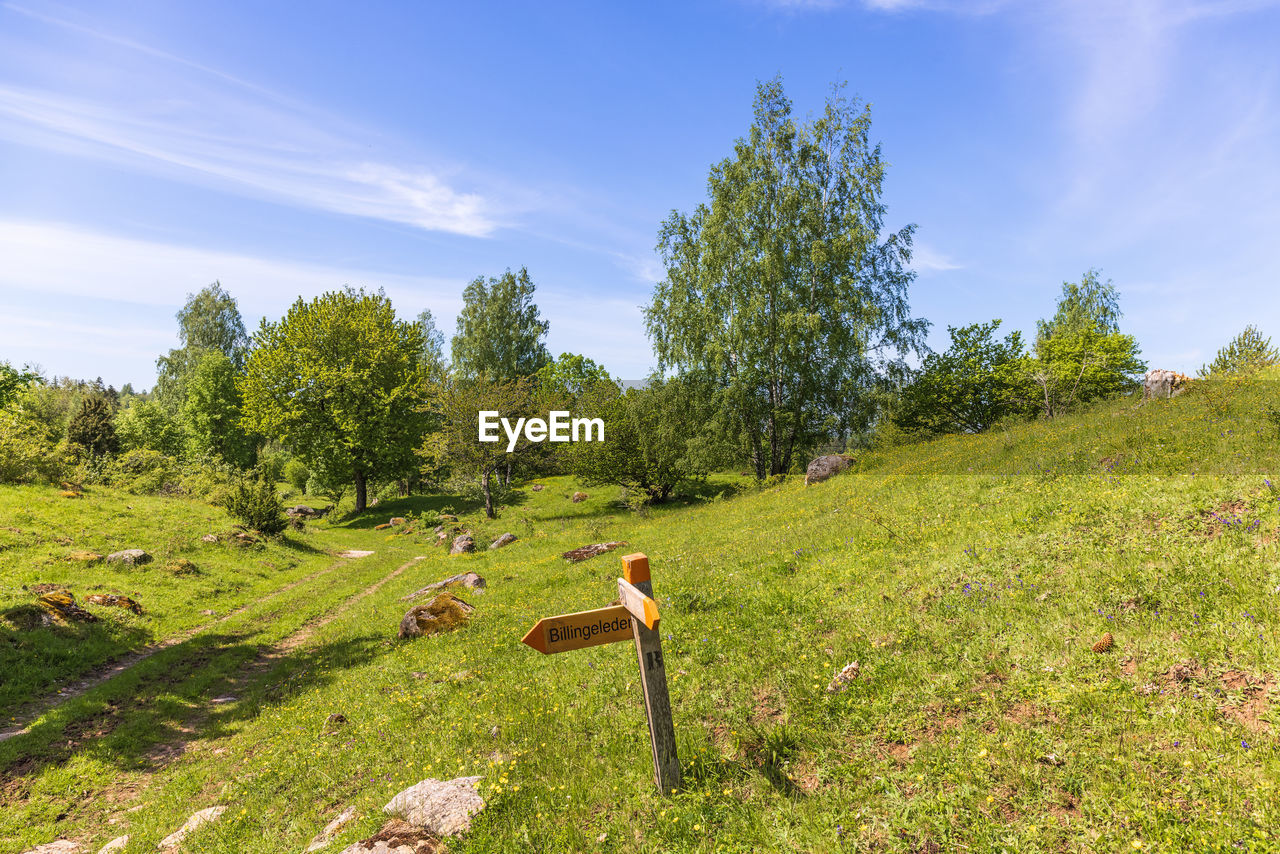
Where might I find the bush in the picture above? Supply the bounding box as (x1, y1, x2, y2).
(0, 408, 69, 483)
(110, 449, 182, 494)
(283, 459, 310, 494)
(221, 475, 287, 536)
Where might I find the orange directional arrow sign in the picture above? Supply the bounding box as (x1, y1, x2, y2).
(521, 605, 637, 655)
(617, 578, 660, 630)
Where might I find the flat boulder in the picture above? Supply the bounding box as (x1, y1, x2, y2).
(450, 534, 475, 555)
(20, 842, 80, 853)
(383, 776, 485, 836)
(37, 590, 98, 623)
(530, 484, 544, 492)
(106, 549, 151, 566)
(561, 541, 627, 563)
(305, 806, 357, 852)
(401, 572, 486, 601)
(489, 533, 517, 550)
(85, 593, 143, 615)
(804, 454, 852, 486)
(398, 593, 474, 639)
(286, 505, 317, 518)
(157, 805, 225, 850)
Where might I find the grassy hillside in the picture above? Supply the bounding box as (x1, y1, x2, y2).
(2, 372, 1278, 853)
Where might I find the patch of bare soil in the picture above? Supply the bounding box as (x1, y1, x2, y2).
(1005, 700, 1059, 726)
(751, 686, 784, 724)
(1218, 670, 1273, 734)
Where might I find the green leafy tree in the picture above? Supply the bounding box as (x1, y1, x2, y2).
(568, 374, 723, 505)
(155, 282, 250, 411)
(535, 353, 615, 402)
(183, 350, 257, 467)
(894, 321, 1036, 436)
(418, 376, 540, 518)
(416, 308, 449, 381)
(240, 288, 427, 513)
(451, 267, 551, 381)
(1198, 325, 1279, 377)
(1035, 268, 1122, 346)
(68, 394, 119, 457)
(1025, 272, 1145, 418)
(115, 397, 187, 457)
(646, 78, 929, 477)
(0, 362, 41, 409)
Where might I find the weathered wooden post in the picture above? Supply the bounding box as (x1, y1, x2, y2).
(520, 551, 680, 794)
(619, 553, 680, 794)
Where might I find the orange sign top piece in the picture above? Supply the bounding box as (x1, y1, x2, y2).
(617, 578, 660, 630)
(521, 605, 637, 655)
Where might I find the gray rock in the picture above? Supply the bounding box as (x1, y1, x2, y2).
(157, 805, 225, 849)
(20, 842, 79, 854)
(398, 594, 474, 640)
(530, 484, 544, 491)
(383, 776, 485, 836)
(305, 806, 357, 852)
(286, 505, 317, 518)
(97, 837, 128, 854)
(450, 535, 474, 555)
(401, 572, 486, 601)
(106, 549, 151, 566)
(1142, 369, 1191, 400)
(201, 534, 219, 543)
(804, 454, 852, 486)
(489, 533, 517, 550)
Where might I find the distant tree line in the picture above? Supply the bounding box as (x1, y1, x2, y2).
(3, 77, 1274, 518)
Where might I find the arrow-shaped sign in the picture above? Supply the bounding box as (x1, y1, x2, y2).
(521, 605, 636, 655)
(617, 577, 660, 630)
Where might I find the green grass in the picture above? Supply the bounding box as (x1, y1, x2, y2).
(2, 372, 1279, 853)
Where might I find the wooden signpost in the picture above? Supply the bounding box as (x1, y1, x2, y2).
(521, 552, 680, 794)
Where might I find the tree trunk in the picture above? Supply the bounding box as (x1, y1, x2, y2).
(482, 468, 495, 519)
(504, 462, 511, 487)
(354, 469, 368, 513)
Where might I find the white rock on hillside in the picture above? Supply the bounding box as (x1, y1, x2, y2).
(97, 838, 128, 854)
(305, 805, 358, 852)
(157, 805, 225, 850)
(383, 776, 485, 836)
(20, 842, 79, 854)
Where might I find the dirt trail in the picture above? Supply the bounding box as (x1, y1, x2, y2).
(142, 556, 423, 767)
(0, 553, 369, 743)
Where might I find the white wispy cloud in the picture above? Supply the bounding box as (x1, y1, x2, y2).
(910, 242, 963, 274)
(0, 221, 660, 383)
(0, 220, 465, 321)
(0, 6, 499, 237)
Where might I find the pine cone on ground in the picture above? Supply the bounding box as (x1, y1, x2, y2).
(1092, 632, 1115, 653)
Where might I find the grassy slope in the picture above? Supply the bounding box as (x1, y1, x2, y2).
(2, 371, 1279, 853)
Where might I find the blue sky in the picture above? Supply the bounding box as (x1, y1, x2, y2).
(2, 0, 1278, 387)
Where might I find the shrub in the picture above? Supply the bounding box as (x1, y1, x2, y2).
(110, 449, 182, 494)
(1199, 325, 1280, 377)
(221, 475, 287, 536)
(283, 459, 310, 494)
(0, 408, 69, 483)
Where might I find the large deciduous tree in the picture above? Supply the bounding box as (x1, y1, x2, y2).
(451, 267, 550, 381)
(1028, 270, 1144, 418)
(418, 376, 540, 518)
(646, 78, 929, 477)
(155, 282, 250, 412)
(240, 288, 427, 513)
